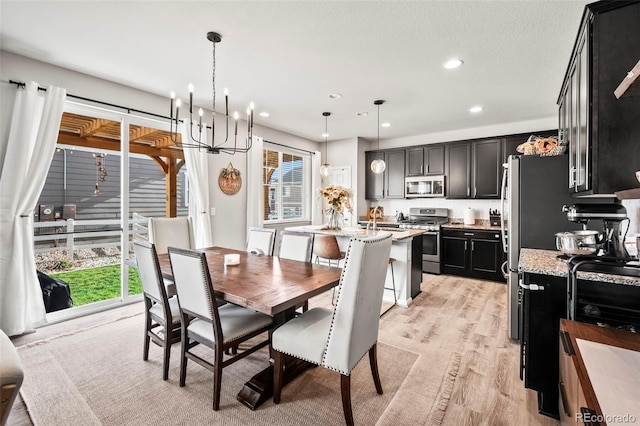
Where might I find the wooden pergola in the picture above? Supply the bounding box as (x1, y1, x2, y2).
(57, 112, 185, 217)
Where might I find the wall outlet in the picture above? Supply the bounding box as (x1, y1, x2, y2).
(210, 207, 216, 216)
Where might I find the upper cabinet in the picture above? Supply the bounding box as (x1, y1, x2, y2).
(446, 143, 471, 198)
(446, 138, 502, 199)
(365, 151, 385, 200)
(559, 1, 640, 195)
(365, 149, 405, 200)
(406, 145, 445, 177)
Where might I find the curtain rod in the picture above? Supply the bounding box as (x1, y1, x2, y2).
(7, 79, 188, 125)
(264, 139, 316, 155)
(8, 80, 316, 152)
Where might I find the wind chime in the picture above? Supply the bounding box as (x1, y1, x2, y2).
(93, 153, 107, 194)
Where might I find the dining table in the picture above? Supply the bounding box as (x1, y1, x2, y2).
(156, 246, 343, 410)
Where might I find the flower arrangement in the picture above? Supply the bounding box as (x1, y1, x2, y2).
(319, 185, 352, 229)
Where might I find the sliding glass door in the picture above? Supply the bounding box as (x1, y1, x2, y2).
(35, 102, 183, 321)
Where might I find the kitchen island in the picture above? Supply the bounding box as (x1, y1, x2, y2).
(285, 225, 424, 307)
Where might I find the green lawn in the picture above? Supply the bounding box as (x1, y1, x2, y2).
(51, 265, 142, 307)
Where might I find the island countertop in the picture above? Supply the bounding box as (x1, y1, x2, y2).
(519, 248, 640, 287)
(285, 225, 425, 241)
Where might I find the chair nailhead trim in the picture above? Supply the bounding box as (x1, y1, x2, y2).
(320, 234, 391, 375)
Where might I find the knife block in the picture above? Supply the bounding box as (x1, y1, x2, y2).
(490, 213, 501, 227)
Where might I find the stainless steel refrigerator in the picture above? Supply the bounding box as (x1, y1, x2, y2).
(500, 155, 582, 341)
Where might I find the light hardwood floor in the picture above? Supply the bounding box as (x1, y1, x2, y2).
(8, 274, 559, 425)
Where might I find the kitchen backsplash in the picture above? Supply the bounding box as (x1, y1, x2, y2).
(370, 198, 501, 221)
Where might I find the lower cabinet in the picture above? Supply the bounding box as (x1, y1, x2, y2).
(558, 322, 590, 426)
(441, 228, 505, 281)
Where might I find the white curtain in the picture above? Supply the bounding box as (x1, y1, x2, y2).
(0, 82, 66, 336)
(246, 136, 264, 229)
(181, 125, 213, 249)
(311, 150, 322, 225)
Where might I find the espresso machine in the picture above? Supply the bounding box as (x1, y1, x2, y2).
(562, 203, 631, 260)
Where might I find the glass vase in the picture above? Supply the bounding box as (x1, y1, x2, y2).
(326, 209, 344, 230)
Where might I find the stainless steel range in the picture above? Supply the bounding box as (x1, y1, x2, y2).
(399, 207, 448, 274)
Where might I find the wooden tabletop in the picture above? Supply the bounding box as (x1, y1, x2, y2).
(157, 246, 342, 317)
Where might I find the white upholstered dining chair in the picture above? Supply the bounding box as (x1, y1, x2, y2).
(277, 230, 315, 312)
(277, 230, 315, 263)
(272, 232, 393, 425)
(148, 216, 195, 255)
(246, 227, 277, 256)
(168, 247, 273, 411)
(134, 240, 181, 380)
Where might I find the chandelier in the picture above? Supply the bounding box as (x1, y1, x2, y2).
(319, 112, 332, 177)
(169, 31, 254, 155)
(370, 100, 386, 174)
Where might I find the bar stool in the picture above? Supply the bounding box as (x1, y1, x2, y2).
(385, 258, 397, 303)
(313, 235, 345, 267)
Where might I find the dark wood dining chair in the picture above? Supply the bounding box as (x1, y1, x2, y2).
(134, 240, 181, 380)
(277, 230, 315, 312)
(272, 232, 393, 425)
(168, 247, 273, 411)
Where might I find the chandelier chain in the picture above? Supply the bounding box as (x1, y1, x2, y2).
(211, 39, 216, 114)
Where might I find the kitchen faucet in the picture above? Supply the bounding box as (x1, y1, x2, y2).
(372, 206, 381, 231)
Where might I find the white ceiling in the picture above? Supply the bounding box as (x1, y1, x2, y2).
(0, 0, 589, 143)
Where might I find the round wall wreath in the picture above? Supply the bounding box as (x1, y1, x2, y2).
(218, 163, 242, 195)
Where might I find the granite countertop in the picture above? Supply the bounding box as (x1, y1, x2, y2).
(519, 248, 640, 287)
(285, 225, 424, 241)
(441, 221, 502, 231)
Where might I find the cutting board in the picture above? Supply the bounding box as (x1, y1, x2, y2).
(368, 207, 384, 220)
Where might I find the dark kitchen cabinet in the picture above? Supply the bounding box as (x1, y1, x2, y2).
(558, 1, 640, 195)
(446, 143, 471, 198)
(441, 228, 505, 281)
(473, 139, 502, 198)
(365, 149, 405, 200)
(446, 139, 502, 199)
(520, 270, 640, 420)
(520, 273, 566, 419)
(385, 150, 406, 198)
(365, 151, 384, 199)
(406, 145, 444, 177)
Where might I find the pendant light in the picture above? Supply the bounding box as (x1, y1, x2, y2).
(319, 112, 332, 177)
(370, 100, 386, 174)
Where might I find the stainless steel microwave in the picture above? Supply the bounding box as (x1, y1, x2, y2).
(405, 176, 445, 198)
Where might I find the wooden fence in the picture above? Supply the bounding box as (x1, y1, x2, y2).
(33, 213, 150, 260)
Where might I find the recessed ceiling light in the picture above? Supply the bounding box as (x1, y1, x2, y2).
(381, 122, 391, 128)
(328, 93, 342, 99)
(259, 111, 270, 117)
(356, 112, 368, 117)
(321, 132, 329, 138)
(444, 59, 464, 69)
(469, 106, 483, 113)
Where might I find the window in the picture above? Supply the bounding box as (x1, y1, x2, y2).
(263, 146, 310, 222)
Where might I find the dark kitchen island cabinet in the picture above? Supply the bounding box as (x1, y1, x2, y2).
(441, 228, 505, 282)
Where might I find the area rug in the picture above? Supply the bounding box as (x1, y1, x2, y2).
(16, 313, 461, 425)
